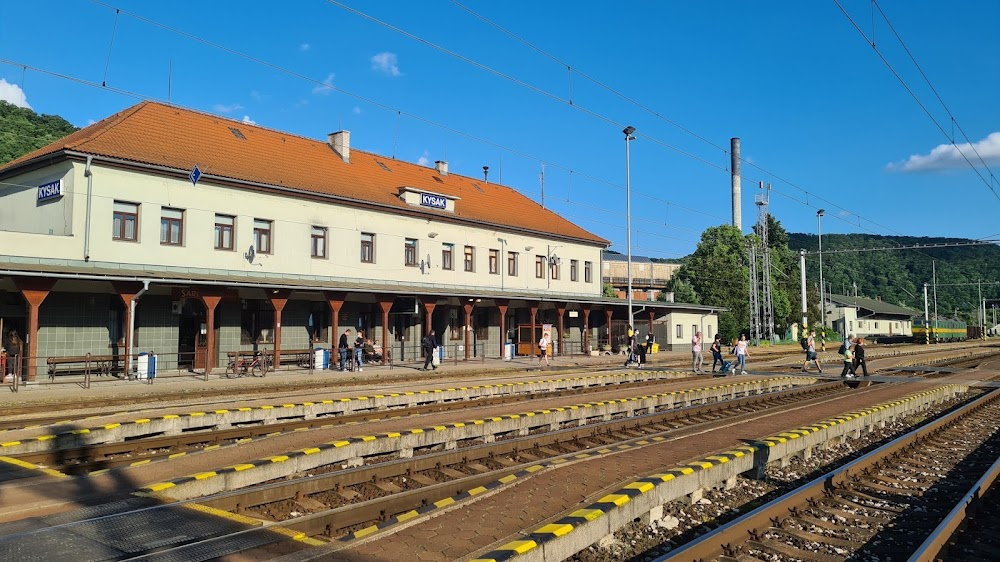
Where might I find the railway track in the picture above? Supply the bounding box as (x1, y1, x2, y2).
(653, 388, 1000, 562)
(10, 376, 711, 473)
(153, 383, 853, 546)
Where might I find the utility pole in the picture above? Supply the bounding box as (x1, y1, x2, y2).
(932, 261, 938, 343)
(799, 249, 808, 336)
(923, 282, 930, 345)
(755, 182, 774, 343)
(979, 279, 984, 339)
(539, 164, 546, 209)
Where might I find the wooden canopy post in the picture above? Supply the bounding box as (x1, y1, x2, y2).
(269, 290, 290, 369)
(496, 299, 509, 359)
(555, 304, 566, 356)
(529, 302, 539, 357)
(377, 295, 394, 365)
(463, 301, 475, 360)
(582, 305, 592, 355)
(13, 277, 55, 382)
(325, 291, 347, 347)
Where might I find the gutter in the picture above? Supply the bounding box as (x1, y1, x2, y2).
(127, 280, 150, 376)
(83, 156, 94, 262)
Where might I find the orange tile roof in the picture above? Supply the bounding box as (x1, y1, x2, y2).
(2, 102, 608, 246)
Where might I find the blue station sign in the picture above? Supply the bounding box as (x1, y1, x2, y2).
(37, 180, 63, 202)
(420, 193, 448, 210)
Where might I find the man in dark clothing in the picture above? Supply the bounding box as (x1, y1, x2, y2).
(852, 337, 869, 377)
(338, 329, 351, 371)
(421, 330, 438, 371)
(354, 330, 366, 372)
(645, 332, 653, 355)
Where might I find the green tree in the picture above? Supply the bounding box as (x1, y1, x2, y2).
(0, 101, 78, 164)
(602, 283, 618, 298)
(662, 277, 698, 303)
(673, 225, 749, 342)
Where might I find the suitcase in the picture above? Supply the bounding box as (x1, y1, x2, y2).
(720, 360, 733, 373)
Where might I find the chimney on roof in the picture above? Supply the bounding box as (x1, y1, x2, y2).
(434, 160, 448, 176)
(328, 131, 350, 163)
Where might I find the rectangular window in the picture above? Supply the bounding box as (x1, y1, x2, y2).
(535, 255, 545, 278)
(360, 233, 375, 263)
(112, 201, 138, 242)
(570, 259, 579, 282)
(464, 246, 475, 272)
(311, 226, 327, 259)
(159, 207, 183, 245)
(549, 258, 560, 280)
(442, 243, 454, 270)
(508, 251, 519, 276)
(405, 238, 418, 267)
(692, 325, 698, 337)
(874, 321, 879, 329)
(254, 219, 272, 254)
(214, 214, 235, 250)
(489, 249, 499, 274)
(676, 324, 683, 338)
(585, 261, 593, 283)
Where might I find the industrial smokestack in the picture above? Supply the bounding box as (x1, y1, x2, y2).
(731, 137, 741, 231)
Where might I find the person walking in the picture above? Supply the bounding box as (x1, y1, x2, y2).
(538, 331, 551, 367)
(734, 334, 749, 374)
(645, 332, 653, 355)
(354, 330, 366, 372)
(840, 335, 856, 378)
(852, 337, 869, 377)
(691, 330, 704, 373)
(801, 330, 823, 373)
(421, 329, 437, 371)
(338, 329, 352, 371)
(710, 334, 723, 373)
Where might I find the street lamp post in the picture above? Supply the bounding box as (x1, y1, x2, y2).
(624, 126, 636, 344)
(817, 209, 825, 333)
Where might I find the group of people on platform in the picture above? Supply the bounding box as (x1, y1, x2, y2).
(801, 330, 868, 378)
(693, 332, 749, 375)
(335, 328, 383, 372)
(623, 326, 656, 367)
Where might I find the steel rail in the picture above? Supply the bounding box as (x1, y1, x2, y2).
(10, 376, 700, 472)
(653, 388, 1000, 562)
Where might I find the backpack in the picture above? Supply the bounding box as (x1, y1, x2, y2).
(799, 337, 809, 351)
(837, 341, 847, 355)
(421, 335, 432, 351)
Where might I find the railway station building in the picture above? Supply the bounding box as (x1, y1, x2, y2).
(824, 294, 918, 341)
(0, 102, 718, 380)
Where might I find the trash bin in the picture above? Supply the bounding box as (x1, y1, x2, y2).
(651, 343, 660, 354)
(314, 348, 329, 370)
(137, 352, 150, 380)
(148, 353, 157, 380)
(504, 343, 513, 361)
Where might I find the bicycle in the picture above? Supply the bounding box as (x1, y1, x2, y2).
(226, 351, 268, 378)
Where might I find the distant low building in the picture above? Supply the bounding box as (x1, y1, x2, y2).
(824, 294, 919, 340)
(601, 251, 680, 302)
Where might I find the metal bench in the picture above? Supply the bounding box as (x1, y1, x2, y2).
(47, 355, 131, 380)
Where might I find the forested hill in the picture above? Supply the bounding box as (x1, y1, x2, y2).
(0, 101, 78, 165)
(789, 233, 1000, 322)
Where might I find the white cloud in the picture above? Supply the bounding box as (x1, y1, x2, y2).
(888, 132, 1000, 172)
(242, 115, 256, 125)
(417, 150, 430, 166)
(0, 79, 30, 109)
(250, 90, 269, 102)
(371, 52, 401, 77)
(213, 102, 243, 114)
(300, 43, 310, 52)
(312, 73, 335, 94)
(352, 106, 362, 115)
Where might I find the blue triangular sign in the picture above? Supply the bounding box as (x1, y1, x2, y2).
(190, 165, 202, 186)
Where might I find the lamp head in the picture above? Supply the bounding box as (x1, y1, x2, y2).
(623, 125, 636, 136)
(817, 209, 825, 217)
(428, 232, 439, 238)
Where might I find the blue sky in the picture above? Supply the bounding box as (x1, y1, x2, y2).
(2, 0, 998, 258)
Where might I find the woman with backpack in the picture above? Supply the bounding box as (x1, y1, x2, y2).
(710, 334, 723, 373)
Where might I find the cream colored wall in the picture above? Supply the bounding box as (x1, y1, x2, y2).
(826, 304, 913, 337)
(1, 161, 603, 296)
(664, 311, 717, 347)
(0, 162, 75, 236)
(602, 260, 678, 282)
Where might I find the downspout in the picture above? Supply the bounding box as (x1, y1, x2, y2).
(127, 280, 150, 376)
(84, 156, 94, 262)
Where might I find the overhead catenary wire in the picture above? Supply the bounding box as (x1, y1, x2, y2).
(872, 0, 997, 184)
(321, 0, 923, 240)
(832, 0, 999, 201)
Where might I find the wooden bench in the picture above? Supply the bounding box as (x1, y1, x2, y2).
(47, 355, 134, 379)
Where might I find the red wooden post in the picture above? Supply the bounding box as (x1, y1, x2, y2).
(13, 277, 55, 382)
(463, 301, 475, 360)
(325, 291, 347, 347)
(582, 305, 592, 355)
(269, 290, 290, 369)
(529, 302, 539, 357)
(556, 304, 566, 356)
(496, 299, 509, 359)
(377, 295, 394, 365)
(201, 294, 223, 374)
